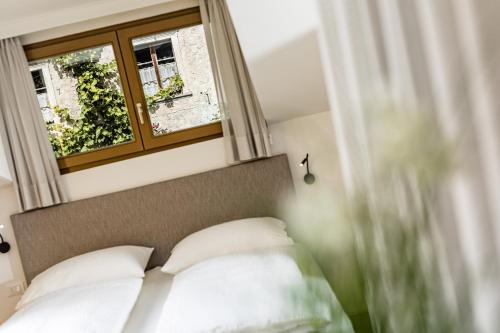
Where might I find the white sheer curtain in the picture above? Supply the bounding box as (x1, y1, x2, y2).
(317, 0, 500, 332)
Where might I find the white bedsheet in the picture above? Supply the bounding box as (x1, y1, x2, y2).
(0, 278, 142, 333)
(155, 245, 354, 333)
(123, 267, 173, 333)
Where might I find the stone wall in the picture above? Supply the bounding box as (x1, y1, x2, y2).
(149, 24, 220, 135)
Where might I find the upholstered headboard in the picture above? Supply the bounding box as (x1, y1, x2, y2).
(11, 154, 294, 282)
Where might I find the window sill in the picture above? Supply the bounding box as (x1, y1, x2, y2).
(150, 92, 193, 105)
(59, 122, 222, 174)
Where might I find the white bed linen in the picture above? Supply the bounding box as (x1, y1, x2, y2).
(162, 217, 293, 274)
(123, 267, 173, 333)
(155, 245, 354, 333)
(0, 278, 142, 333)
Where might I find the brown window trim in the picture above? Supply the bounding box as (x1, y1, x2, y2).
(24, 7, 223, 174)
(60, 128, 222, 174)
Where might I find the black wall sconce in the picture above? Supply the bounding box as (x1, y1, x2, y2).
(0, 226, 11, 254)
(299, 153, 315, 185)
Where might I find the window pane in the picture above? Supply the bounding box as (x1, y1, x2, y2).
(131, 25, 220, 137)
(155, 41, 174, 60)
(31, 69, 46, 90)
(134, 48, 151, 65)
(29, 45, 134, 158)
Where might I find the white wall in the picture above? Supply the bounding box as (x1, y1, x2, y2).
(0, 135, 11, 186)
(63, 138, 227, 201)
(0, 187, 24, 324)
(269, 112, 366, 315)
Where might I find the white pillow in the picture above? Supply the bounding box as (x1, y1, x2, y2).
(17, 245, 153, 310)
(161, 217, 293, 274)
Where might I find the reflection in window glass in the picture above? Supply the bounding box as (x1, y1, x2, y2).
(132, 25, 220, 136)
(29, 45, 134, 158)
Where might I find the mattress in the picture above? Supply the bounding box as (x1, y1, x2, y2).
(123, 267, 173, 333)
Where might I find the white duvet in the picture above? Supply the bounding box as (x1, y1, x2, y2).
(155, 245, 354, 333)
(0, 278, 142, 333)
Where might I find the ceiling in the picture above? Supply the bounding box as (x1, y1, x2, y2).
(0, 0, 330, 124)
(227, 0, 330, 123)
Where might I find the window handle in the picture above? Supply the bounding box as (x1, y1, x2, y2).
(136, 103, 145, 125)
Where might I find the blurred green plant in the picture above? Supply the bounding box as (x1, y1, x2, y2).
(46, 48, 133, 157)
(284, 103, 466, 333)
(348, 104, 465, 333)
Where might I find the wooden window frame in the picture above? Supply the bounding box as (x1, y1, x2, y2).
(26, 32, 146, 171)
(117, 11, 221, 151)
(24, 7, 222, 174)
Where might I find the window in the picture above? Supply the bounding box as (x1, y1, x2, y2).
(126, 26, 220, 136)
(134, 37, 177, 98)
(29, 44, 136, 159)
(31, 69, 46, 93)
(30, 69, 49, 111)
(30, 67, 56, 121)
(25, 8, 221, 173)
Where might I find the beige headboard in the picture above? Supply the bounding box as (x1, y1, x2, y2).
(11, 155, 294, 282)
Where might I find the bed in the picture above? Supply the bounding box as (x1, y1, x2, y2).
(4, 155, 354, 332)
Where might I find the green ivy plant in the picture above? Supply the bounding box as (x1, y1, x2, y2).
(46, 48, 133, 157)
(146, 73, 184, 113)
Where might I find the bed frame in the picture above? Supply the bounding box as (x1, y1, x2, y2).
(11, 155, 295, 282)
